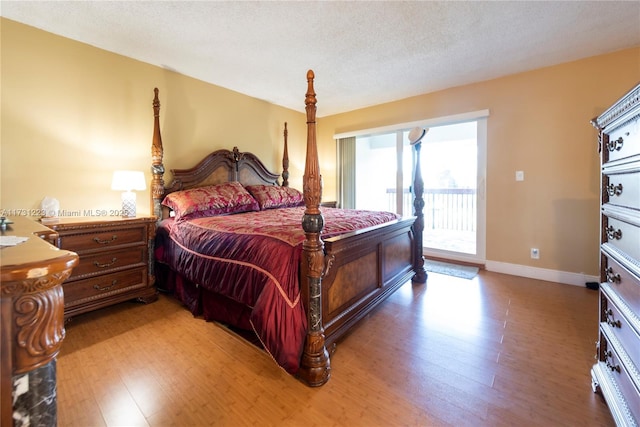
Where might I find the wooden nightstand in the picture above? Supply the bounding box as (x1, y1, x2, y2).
(320, 201, 337, 208)
(48, 216, 157, 318)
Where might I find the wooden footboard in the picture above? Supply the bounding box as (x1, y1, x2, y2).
(309, 217, 416, 347)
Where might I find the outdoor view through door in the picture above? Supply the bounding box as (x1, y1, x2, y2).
(419, 122, 477, 255)
(341, 115, 485, 263)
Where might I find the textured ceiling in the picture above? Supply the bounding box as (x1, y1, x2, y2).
(2, 1, 639, 116)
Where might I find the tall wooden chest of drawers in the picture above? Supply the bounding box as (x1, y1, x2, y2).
(48, 217, 157, 318)
(591, 83, 640, 426)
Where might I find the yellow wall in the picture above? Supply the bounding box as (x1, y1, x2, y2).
(0, 18, 306, 218)
(318, 47, 640, 275)
(2, 18, 639, 276)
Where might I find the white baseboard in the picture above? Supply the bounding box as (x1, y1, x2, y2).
(484, 261, 600, 287)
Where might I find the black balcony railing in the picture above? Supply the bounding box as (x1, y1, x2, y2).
(387, 188, 476, 232)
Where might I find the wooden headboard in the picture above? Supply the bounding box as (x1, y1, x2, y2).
(149, 88, 290, 220)
(165, 147, 281, 192)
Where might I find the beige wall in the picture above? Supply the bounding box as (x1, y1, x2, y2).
(318, 47, 640, 275)
(0, 18, 306, 218)
(2, 18, 639, 277)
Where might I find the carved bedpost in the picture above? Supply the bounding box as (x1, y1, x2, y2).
(282, 122, 290, 187)
(298, 70, 331, 386)
(409, 128, 428, 284)
(151, 88, 165, 222)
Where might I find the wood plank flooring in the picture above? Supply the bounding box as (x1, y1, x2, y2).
(56, 270, 615, 426)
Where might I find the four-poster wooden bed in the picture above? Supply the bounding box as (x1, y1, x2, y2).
(150, 70, 427, 386)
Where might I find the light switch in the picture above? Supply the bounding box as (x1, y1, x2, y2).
(515, 171, 524, 181)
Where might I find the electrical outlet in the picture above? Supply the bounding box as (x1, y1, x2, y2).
(531, 248, 540, 259)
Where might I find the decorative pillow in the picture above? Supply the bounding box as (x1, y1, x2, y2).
(162, 181, 259, 220)
(245, 185, 304, 210)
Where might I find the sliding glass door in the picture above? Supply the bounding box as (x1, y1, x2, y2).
(337, 111, 487, 264)
(420, 122, 478, 256)
(352, 132, 412, 215)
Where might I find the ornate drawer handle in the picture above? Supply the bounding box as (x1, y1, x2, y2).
(93, 235, 118, 244)
(606, 360, 621, 373)
(605, 267, 621, 284)
(605, 310, 621, 328)
(606, 183, 623, 197)
(606, 137, 624, 152)
(93, 280, 117, 292)
(607, 318, 621, 328)
(604, 226, 622, 240)
(94, 258, 117, 268)
(603, 350, 621, 373)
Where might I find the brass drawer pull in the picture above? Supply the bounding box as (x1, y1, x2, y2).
(605, 267, 621, 284)
(94, 258, 117, 268)
(93, 235, 118, 245)
(606, 183, 623, 197)
(606, 136, 624, 152)
(93, 280, 117, 292)
(604, 226, 622, 240)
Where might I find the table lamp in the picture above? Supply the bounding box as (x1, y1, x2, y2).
(111, 170, 146, 218)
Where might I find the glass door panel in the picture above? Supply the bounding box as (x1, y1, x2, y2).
(421, 122, 477, 255)
(355, 133, 398, 213)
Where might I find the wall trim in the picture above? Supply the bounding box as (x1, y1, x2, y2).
(485, 260, 600, 287)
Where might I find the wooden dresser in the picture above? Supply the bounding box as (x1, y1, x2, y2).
(591, 83, 640, 426)
(48, 217, 157, 318)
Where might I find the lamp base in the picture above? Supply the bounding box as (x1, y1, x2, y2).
(121, 191, 137, 218)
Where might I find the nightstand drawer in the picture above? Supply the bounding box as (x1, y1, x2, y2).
(59, 226, 146, 252)
(63, 268, 147, 308)
(69, 246, 146, 280)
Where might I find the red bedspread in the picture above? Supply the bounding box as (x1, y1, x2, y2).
(155, 206, 400, 374)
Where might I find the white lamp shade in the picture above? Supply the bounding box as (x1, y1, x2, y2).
(111, 170, 146, 191)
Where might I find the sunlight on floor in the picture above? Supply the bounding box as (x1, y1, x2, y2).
(418, 275, 485, 339)
(424, 228, 476, 254)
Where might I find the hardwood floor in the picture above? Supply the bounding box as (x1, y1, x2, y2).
(57, 270, 615, 426)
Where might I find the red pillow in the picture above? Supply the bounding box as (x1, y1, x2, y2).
(162, 182, 259, 220)
(245, 185, 304, 210)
